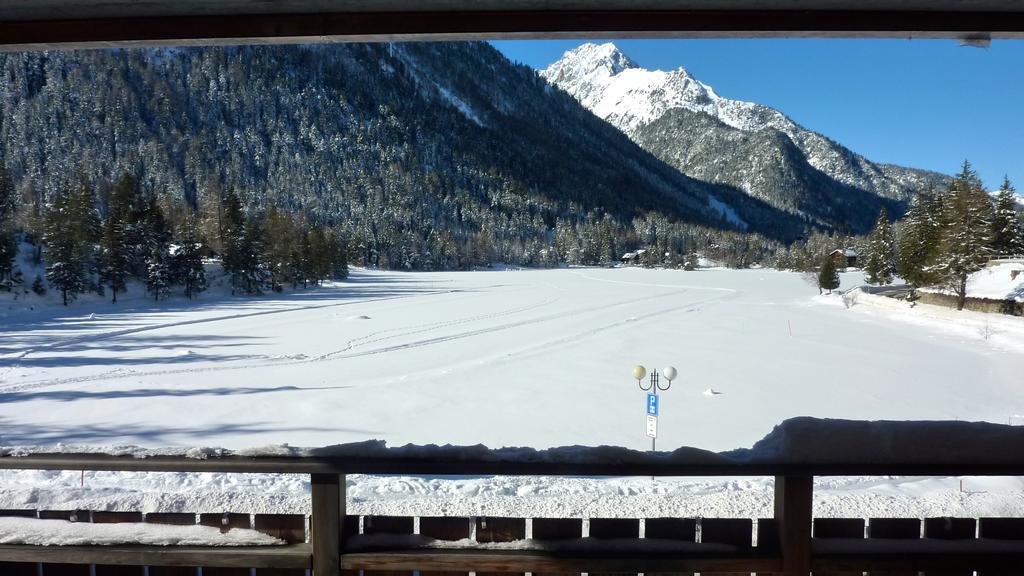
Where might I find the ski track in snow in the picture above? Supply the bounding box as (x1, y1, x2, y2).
(4, 278, 730, 393)
(2, 287, 474, 362)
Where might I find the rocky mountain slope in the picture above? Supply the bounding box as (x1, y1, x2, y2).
(541, 43, 950, 232)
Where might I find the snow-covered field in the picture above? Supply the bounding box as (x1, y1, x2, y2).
(2, 266, 1023, 518)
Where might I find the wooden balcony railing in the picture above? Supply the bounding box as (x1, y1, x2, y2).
(1, 451, 1024, 575)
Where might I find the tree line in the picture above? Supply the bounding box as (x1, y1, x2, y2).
(0, 171, 348, 305)
(829, 161, 1023, 309)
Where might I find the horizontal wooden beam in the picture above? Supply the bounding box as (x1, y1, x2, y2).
(0, 543, 311, 568)
(5, 452, 1024, 477)
(0, 8, 1022, 50)
(340, 549, 782, 572)
(814, 555, 1024, 572)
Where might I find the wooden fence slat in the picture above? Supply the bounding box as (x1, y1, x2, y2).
(145, 513, 198, 576)
(868, 517, 921, 576)
(814, 518, 865, 539)
(93, 512, 145, 576)
(419, 517, 472, 576)
(755, 517, 780, 576)
(199, 513, 252, 576)
(532, 518, 584, 576)
(813, 518, 864, 576)
(978, 517, 1024, 576)
(476, 517, 526, 576)
(254, 514, 306, 576)
(869, 518, 921, 539)
(980, 517, 1024, 540)
(702, 517, 754, 576)
(475, 517, 526, 543)
(533, 518, 583, 541)
(701, 518, 753, 546)
(364, 515, 415, 536)
(923, 517, 976, 576)
(757, 517, 779, 552)
(363, 516, 415, 576)
(589, 518, 640, 576)
(0, 510, 39, 576)
(37, 510, 90, 576)
(645, 518, 697, 541)
(342, 514, 360, 547)
(589, 518, 640, 540)
(924, 517, 976, 540)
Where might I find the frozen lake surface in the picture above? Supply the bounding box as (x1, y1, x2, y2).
(2, 266, 1023, 517)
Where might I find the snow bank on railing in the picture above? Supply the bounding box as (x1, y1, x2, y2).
(727, 417, 1024, 465)
(7, 417, 1024, 467)
(0, 517, 283, 546)
(344, 534, 740, 553)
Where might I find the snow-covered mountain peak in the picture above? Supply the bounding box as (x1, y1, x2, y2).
(540, 42, 952, 222)
(541, 43, 752, 134)
(545, 42, 638, 81)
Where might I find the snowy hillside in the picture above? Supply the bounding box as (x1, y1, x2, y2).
(540, 43, 950, 231)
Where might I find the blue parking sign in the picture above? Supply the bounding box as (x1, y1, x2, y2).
(647, 394, 658, 416)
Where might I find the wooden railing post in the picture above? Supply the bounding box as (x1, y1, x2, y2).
(775, 475, 812, 576)
(311, 473, 343, 576)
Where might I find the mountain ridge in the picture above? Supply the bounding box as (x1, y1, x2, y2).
(540, 42, 951, 232)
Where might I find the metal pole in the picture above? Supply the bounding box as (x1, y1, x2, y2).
(650, 371, 658, 453)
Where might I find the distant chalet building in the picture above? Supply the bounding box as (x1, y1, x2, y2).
(830, 248, 858, 268)
(621, 249, 647, 265)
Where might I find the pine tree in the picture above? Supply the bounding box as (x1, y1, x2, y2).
(261, 207, 295, 292)
(145, 246, 171, 301)
(44, 192, 89, 305)
(0, 164, 16, 291)
(326, 228, 349, 280)
(896, 191, 943, 292)
(100, 175, 133, 303)
(219, 190, 255, 294)
(172, 216, 207, 299)
(927, 160, 994, 310)
(991, 176, 1024, 256)
(863, 207, 896, 285)
(307, 225, 330, 285)
(228, 217, 265, 294)
(817, 254, 840, 294)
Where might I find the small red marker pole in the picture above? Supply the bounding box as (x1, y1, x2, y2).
(80, 470, 84, 487)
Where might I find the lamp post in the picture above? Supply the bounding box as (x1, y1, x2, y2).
(634, 364, 677, 452)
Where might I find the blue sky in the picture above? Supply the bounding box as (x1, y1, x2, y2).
(491, 39, 1023, 191)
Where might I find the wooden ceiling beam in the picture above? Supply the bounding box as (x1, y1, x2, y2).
(0, 8, 1021, 51)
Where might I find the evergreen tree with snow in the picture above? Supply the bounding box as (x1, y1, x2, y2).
(99, 175, 133, 303)
(44, 191, 89, 305)
(230, 217, 265, 294)
(896, 190, 943, 292)
(260, 206, 296, 292)
(817, 254, 840, 294)
(927, 160, 994, 310)
(145, 246, 171, 301)
(991, 176, 1024, 256)
(0, 164, 17, 291)
(863, 207, 896, 285)
(172, 216, 207, 299)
